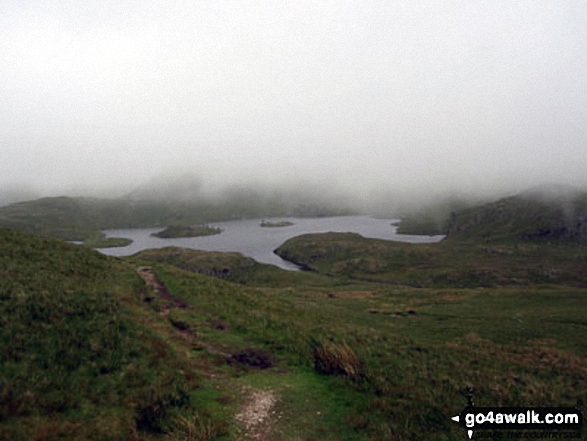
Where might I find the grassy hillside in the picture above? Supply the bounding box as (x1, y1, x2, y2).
(393, 197, 476, 236)
(275, 232, 587, 288)
(0, 196, 231, 240)
(0, 195, 355, 241)
(133, 242, 587, 440)
(131, 247, 338, 288)
(393, 188, 587, 244)
(3, 187, 587, 246)
(0, 228, 219, 440)
(2, 226, 586, 440)
(446, 190, 587, 243)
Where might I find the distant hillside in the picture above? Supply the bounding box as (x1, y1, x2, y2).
(446, 187, 587, 242)
(0, 193, 355, 241)
(275, 231, 587, 287)
(394, 196, 478, 235)
(0, 196, 199, 240)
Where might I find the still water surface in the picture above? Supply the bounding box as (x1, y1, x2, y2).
(98, 216, 444, 270)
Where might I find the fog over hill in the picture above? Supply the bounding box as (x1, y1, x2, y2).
(1, 1, 586, 206)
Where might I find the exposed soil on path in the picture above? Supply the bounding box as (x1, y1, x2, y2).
(235, 387, 278, 441)
(136, 266, 280, 439)
(136, 266, 189, 309)
(135, 266, 233, 358)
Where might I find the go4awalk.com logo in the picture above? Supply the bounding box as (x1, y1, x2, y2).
(451, 389, 583, 439)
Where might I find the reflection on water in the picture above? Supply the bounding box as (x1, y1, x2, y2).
(97, 216, 444, 270)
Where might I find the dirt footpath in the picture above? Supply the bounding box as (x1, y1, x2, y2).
(235, 388, 278, 440)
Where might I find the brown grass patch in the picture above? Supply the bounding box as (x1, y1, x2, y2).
(494, 346, 586, 375)
(454, 334, 586, 376)
(329, 291, 377, 299)
(310, 339, 364, 382)
(437, 294, 470, 302)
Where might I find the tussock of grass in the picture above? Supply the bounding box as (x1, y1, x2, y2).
(165, 414, 220, 441)
(134, 382, 190, 433)
(310, 339, 364, 382)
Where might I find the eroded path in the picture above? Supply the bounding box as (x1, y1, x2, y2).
(235, 387, 278, 441)
(135, 265, 233, 358)
(135, 265, 282, 439)
(136, 266, 189, 309)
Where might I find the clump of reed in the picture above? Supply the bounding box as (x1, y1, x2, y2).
(310, 338, 364, 382)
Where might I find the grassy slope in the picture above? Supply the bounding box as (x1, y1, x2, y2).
(131, 247, 336, 287)
(0, 197, 98, 240)
(0, 228, 225, 440)
(133, 244, 587, 440)
(398, 189, 587, 243)
(0, 229, 377, 440)
(0, 197, 225, 240)
(2, 222, 586, 440)
(275, 232, 587, 288)
(446, 191, 587, 242)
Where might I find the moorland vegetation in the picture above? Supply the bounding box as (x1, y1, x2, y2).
(1, 188, 586, 440)
(0, 193, 353, 242)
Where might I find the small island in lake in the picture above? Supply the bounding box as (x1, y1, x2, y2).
(260, 220, 294, 228)
(83, 233, 133, 248)
(152, 224, 223, 238)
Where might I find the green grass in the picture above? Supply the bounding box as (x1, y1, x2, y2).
(235, 369, 372, 440)
(133, 251, 586, 440)
(275, 232, 587, 288)
(0, 228, 221, 440)
(152, 225, 222, 238)
(2, 225, 586, 440)
(131, 246, 337, 287)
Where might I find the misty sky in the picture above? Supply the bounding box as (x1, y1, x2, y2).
(1, 1, 586, 201)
